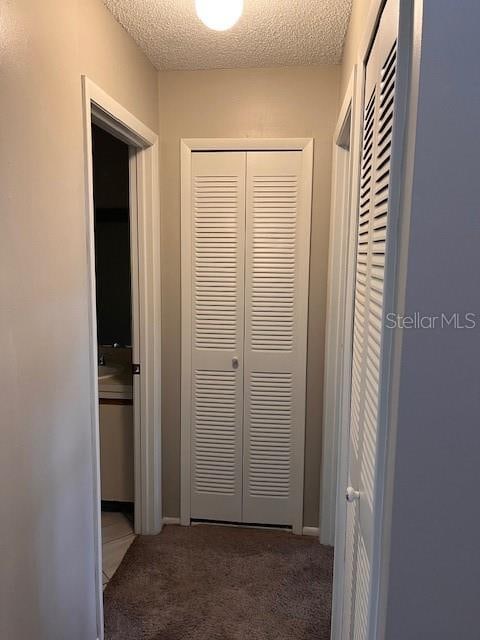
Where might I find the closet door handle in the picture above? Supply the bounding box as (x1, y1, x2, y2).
(232, 357, 239, 370)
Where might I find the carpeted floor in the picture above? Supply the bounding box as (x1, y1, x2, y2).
(104, 524, 334, 640)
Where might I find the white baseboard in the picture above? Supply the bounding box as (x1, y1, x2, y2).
(302, 526, 320, 537)
(163, 516, 181, 526)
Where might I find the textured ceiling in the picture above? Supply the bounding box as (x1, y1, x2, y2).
(103, 0, 352, 71)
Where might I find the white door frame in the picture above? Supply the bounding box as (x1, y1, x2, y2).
(320, 68, 359, 548)
(81, 77, 162, 640)
(323, 68, 363, 640)
(180, 138, 313, 535)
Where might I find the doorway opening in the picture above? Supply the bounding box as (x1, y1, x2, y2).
(320, 69, 359, 639)
(180, 138, 313, 535)
(91, 123, 136, 590)
(82, 77, 161, 637)
(321, 69, 358, 548)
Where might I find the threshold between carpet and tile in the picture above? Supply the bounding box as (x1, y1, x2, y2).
(103, 524, 333, 640)
(102, 511, 136, 591)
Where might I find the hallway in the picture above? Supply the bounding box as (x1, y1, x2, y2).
(103, 525, 333, 640)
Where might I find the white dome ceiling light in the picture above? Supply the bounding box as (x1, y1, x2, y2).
(195, 0, 244, 31)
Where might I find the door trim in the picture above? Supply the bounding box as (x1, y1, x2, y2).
(320, 68, 359, 548)
(81, 77, 162, 640)
(180, 138, 313, 534)
(323, 67, 362, 640)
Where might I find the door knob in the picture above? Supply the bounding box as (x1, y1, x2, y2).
(346, 486, 360, 503)
(232, 357, 239, 370)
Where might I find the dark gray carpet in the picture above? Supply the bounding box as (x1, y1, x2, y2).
(104, 524, 333, 640)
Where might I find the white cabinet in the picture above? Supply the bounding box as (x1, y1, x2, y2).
(99, 401, 134, 503)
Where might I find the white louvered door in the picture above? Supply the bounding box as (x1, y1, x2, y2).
(188, 148, 311, 529)
(243, 151, 308, 527)
(343, 0, 399, 638)
(190, 152, 246, 522)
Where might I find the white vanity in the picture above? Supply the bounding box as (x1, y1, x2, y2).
(98, 348, 134, 503)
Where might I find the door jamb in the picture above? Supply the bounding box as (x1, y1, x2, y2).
(320, 68, 359, 549)
(180, 138, 313, 535)
(325, 66, 363, 640)
(81, 77, 162, 640)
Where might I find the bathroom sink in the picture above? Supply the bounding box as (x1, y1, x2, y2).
(98, 365, 123, 381)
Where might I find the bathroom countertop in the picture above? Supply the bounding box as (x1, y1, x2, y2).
(99, 367, 133, 401)
(98, 347, 133, 401)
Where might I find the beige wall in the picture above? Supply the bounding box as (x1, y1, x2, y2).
(340, 0, 374, 100)
(0, 1, 157, 638)
(158, 65, 340, 527)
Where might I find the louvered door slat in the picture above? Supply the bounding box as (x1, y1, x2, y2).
(243, 151, 309, 527)
(190, 152, 245, 523)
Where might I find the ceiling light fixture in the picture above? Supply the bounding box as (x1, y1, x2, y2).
(195, 0, 243, 31)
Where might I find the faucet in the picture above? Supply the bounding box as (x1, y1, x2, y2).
(98, 353, 105, 367)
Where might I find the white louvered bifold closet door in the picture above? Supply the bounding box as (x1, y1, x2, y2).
(242, 151, 309, 527)
(343, 0, 399, 638)
(190, 152, 246, 522)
